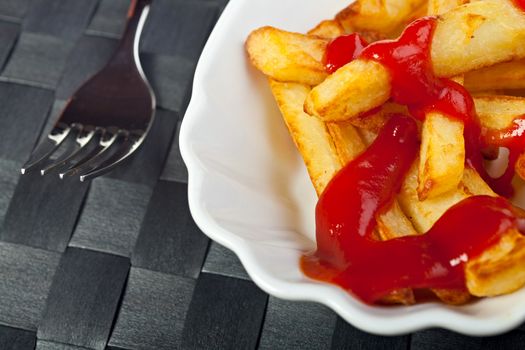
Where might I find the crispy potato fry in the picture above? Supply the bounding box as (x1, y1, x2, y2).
(304, 60, 391, 122)
(474, 95, 525, 182)
(305, 0, 525, 122)
(308, 20, 346, 39)
(474, 95, 525, 129)
(269, 80, 340, 195)
(326, 121, 366, 165)
(336, 0, 427, 35)
(417, 1, 467, 202)
(427, 0, 469, 15)
(465, 60, 525, 92)
(466, 230, 525, 297)
(246, 27, 328, 86)
(432, 0, 525, 77)
(418, 113, 465, 200)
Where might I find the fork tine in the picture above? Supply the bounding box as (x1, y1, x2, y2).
(21, 123, 73, 174)
(59, 130, 124, 179)
(79, 134, 142, 182)
(40, 128, 99, 175)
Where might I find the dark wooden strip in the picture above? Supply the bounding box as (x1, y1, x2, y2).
(37, 248, 129, 350)
(1, 32, 74, 88)
(330, 317, 409, 350)
(0, 159, 19, 225)
(0, 82, 54, 163)
(1, 172, 89, 252)
(0, 242, 61, 331)
(181, 273, 267, 349)
(103, 109, 179, 187)
(86, 0, 128, 38)
(138, 0, 218, 113)
(0, 325, 36, 350)
(0, 20, 19, 70)
(411, 328, 525, 350)
(160, 121, 188, 183)
(140, 0, 217, 57)
(132, 180, 209, 278)
(201, 242, 250, 281)
(0, 0, 32, 22)
(69, 178, 152, 257)
(56, 34, 118, 100)
(259, 297, 337, 350)
(108, 267, 196, 350)
(23, 0, 98, 41)
(37, 340, 90, 350)
(140, 53, 193, 113)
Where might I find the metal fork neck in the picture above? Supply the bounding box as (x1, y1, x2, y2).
(111, 0, 152, 66)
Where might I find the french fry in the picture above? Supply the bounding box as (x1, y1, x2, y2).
(305, 0, 525, 122)
(304, 60, 391, 122)
(474, 95, 525, 182)
(308, 20, 346, 39)
(417, 2, 468, 201)
(427, 0, 469, 15)
(418, 113, 465, 200)
(474, 95, 525, 129)
(465, 60, 525, 92)
(336, 0, 427, 36)
(246, 27, 328, 86)
(268, 80, 340, 195)
(466, 229, 525, 297)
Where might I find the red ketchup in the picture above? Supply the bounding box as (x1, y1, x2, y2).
(514, 0, 525, 12)
(324, 17, 520, 195)
(324, 34, 368, 74)
(483, 118, 525, 196)
(303, 16, 525, 303)
(302, 115, 525, 303)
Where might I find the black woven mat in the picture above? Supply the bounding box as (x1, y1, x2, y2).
(0, 1, 524, 349)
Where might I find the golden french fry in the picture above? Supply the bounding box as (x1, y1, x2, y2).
(432, 0, 525, 77)
(336, 0, 427, 35)
(246, 27, 328, 86)
(474, 95, 525, 129)
(474, 95, 525, 182)
(304, 60, 391, 122)
(466, 230, 525, 297)
(465, 60, 525, 92)
(326, 121, 366, 165)
(418, 113, 465, 200)
(427, 0, 469, 15)
(269, 80, 340, 195)
(417, 1, 468, 202)
(308, 20, 346, 39)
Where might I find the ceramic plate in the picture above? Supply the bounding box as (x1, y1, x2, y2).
(179, 0, 525, 335)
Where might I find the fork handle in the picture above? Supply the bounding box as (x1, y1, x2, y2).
(109, 0, 152, 67)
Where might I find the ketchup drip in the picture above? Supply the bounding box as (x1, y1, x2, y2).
(324, 34, 368, 73)
(483, 118, 525, 196)
(514, 0, 525, 12)
(302, 115, 525, 303)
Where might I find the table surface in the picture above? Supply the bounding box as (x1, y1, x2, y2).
(0, 0, 524, 349)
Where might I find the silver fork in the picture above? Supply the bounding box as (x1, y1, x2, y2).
(21, 0, 155, 182)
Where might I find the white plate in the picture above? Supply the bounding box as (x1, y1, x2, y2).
(179, 0, 525, 335)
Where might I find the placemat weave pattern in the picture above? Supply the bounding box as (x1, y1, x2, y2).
(0, 1, 524, 349)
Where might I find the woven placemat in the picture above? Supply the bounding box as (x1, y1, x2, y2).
(0, 0, 524, 349)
